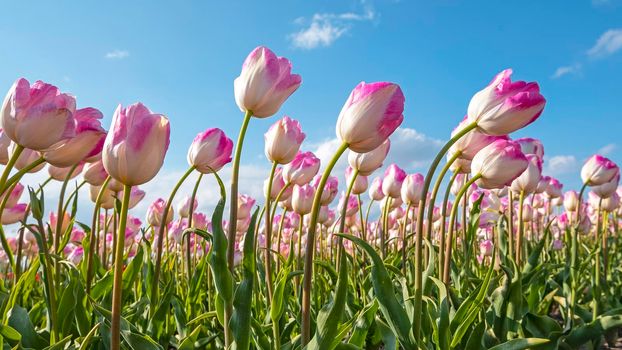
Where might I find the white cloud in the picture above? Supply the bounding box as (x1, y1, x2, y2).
(587, 29, 622, 57)
(289, 5, 376, 49)
(597, 143, 616, 156)
(544, 155, 579, 176)
(551, 64, 581, 79)
(105, 50, 129, 59)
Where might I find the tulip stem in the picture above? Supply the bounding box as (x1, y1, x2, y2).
(110, 184, 132, 350)
(301, 141, 349, 345)
(54, 163, 79, 288)
(150, 165, 196, 309)
(516, 190, 525, 265)
(439, 171, 459, 280)
(426, 151, 460, 243)
(86, 176, 111, 294)
(2, 157, 46, 196)
(413, 121, 477, 342)
(568, 182, 587, 328)
(186, 173, 203, 283)
(0, 144, 24, 194)
(263, 161, 278, 306)
(0, 181, 20, 272)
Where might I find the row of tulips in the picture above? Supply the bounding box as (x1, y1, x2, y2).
(0, 46, 622, 350)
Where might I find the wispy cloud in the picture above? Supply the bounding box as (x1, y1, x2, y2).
(597, 143, 616, 156)
(587, 28, 622, 58)
(551, 64, 581, 79)
(289, 5, 376, 50)
(105, 49, 130, 60)
(544, 155, 579, 176)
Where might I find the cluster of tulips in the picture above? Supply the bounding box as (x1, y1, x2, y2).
(1, 46, 622, 350)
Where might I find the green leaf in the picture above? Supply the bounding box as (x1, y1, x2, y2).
(208, 175, 234, 306)
(348, 300, 379, 348)
(7, 305, 48, 349)
(564, 315, 622, 347)
(488, 338, 550, 350)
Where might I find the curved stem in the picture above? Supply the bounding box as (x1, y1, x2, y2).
(263, 161, 278, 305)
(301, 141, 348, 345)
(0, 181, 19, 271)
(0, 144, 24, 193)
(426, 151, 460, 243)
(439, 171, 459, 279)
(110, 184, 132, 350)
(516, 190, 526, 265)
(443, 174, 482, 284)
(3, 157, 46, 196)
(86, 176, 111, 294)
(508, 191, 514, 261)
(186, 173, 203, 282)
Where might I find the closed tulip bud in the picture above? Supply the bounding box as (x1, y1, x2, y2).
(107, 178, 125, 193)
(536, 175, 550, 194)
(479, 240, 493, 257)
(449, 117, 508, 160)
(510, 154, 542, 194)
(338, 192, 359, 217)
(264, 167, 286, 200)
(50, 211, 71, 234)
(345, 166, 368, 194)
(471, 139, 528, 189)
(192, 212, 209, 230)
(336, 82, 404, 153)
(348, 139, 390, 176)
(602, 192, 620, 212)
(187, 128, 233, 173)
(515, 137, 544, 159)
(234, 46, 302, 118)
(292, 184, 314, 215)
(237, 194, 256, 220)
(147, 198, 173, 227)
(11, 144, 45, 173)
(581, 155, 619, 186)
(264, 116, 305, 164)
(467, 69, 546, 136)
(312, 174, 338, 205)
(1, 78, 77, 150)
(128, 186, 145, 209)
(382, 164, 407, 198)
(592, 173, 620, 199)
(317, 206, 330, 224)
(1, 182, 24, 208)
(49, 163, 84, 181)
(449, 157, 472, 173)
(0, 129, 11, 164)
(368, 177, 384, 201)
(545, 177, 563, 198)
(43, 107, 106, 167)
(89, 185, 115, 209)
(282, 151, 320, 185)
(400, 173, 425, 205)
(102, 103, 170, 186)
(563, 191, 579, 212)
(1, 203, 27, 225)
(83, 160, 109, 186)
(177, 195, 198, 218)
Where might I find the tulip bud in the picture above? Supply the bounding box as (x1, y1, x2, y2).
(545, 177, 563, 199)
(1, 182, 24, 208)
(345, 166, 368, 194)
(467, 69, 546, 136)
(471, 139, 528, 189)
(292, 184, 314, 215)
(348, 139, 390, 176)
(535, 175, 550, 194)
(1, 78, 77, 150)
(400, 173, 425, 205)
(234, 46, 302, 118)
(187, 128, 233, 174)
(382, 164, 407, 198)
(592, 172, 620, 199)
(147, 198, 173, 227)
(336, 82, 404, 153)
(102, 103, 170, 186)
(563, 191, 579, 212)
(12, 144, 45, 173)
(49, 163, 84, 181)
(449, 117, 508, 160)
(237, 194, 256, 220)
(479, 240, 493, 257)
(581, 154, 619, 187)
(312, 175, 338, 205)
(515, 137, 544, 159)
(177, 195, 198, 218)
(0, 129, 11, 164)
(1, 203, 27, 225)
(89, 185, 115, 209)
(510, 154, 542, 194)
(368, 177, 384, 201)
(338, 192, 359, 217)
(282, 151, 320, 185)
(83, 160, 109, 186)
(128, 186, 146, 209)
(264, 116, 305, 164)
(264, 167, 286, 200)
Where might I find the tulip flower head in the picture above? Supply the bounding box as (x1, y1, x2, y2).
(471, 139, 528, 189)
(581, 154, 619, 186)
(264, 116, 306, 164)
(188, 128, 233, 174)
(282, 151, 320, 186)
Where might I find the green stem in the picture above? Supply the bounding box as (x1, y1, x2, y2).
(2, 157, 46, 195)
(0, 181, 19, 271)
(516, 190, 525, 265)
(86, 176, 111, 294)
(0, 144, 24, 193)
(426, 151, 460, 243)
(110, 184, 132, 350)
(264, 161, 278, 305)
(301, 141, 349, 345)
(186, 173, 203, 283)
(439, 171, 459, 280)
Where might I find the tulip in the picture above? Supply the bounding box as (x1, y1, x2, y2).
(1, 182, 24, 208)
(264, 166, 286, 200)
(515, 137, 544, 159)
(536, 175, 550, 194)
(545, 177, 563, 198)
(43, 107, 106, 167)
(12, 145, 45, 173)
(237, 194, 256, 220)
(368, 177, 384, 201)
(282, 151, 320, 186)
(49, 211, 71, 235)
(234, 46, 302, 118)
(563, 191, 579, 212)
(401, 173, 425, 205)
(602, 192, 620, 212)
(338, 192, 359, 217)
(128, 186, 146, 209)
(264, 116, 306, 164)
(449, 157, 472, 173)
(102, 103, 170, 186)
(312, 174, 338, 205)
(471, 139, 528, 189)
(593, 173, 620, 198)
(83, 160, 109, 186)
(49, 163, 84, 181)
(1, 203, 27, 224)
(1, 78, 76, 150)
(479, 240, 493, 257)
(510, 154, 542, 194)
(348, 139, 390, 176)
(581, 154, 619, 186)
(177, 195, 198, 218)
(89, 185, 115, 210)
(345, 166, 368, 194)
(551, 239, 564, 251)
(147, 198, 173, 227)
(382, 164, 407, 198)
(0, 129, 11, 164)
(467, 69, 546, 135)
(336, 82, 404, 153)
(449, 117, 508, 160)
(292, 184, 314, 215)
(187, 128, 233, 173)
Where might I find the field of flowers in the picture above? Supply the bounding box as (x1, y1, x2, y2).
(0, 46, 621, 350)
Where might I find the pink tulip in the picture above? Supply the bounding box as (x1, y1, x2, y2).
(338, 192, 359, 217)
(536, 175, 550, 194)
(1, 182, 24, 208)
(1, 78, 76, 150)
(1, 203, 27, 224)
(510, 154, 542, 194)
(292, 184, 314, 215)
(592, 173, 620, 199)
(381, 164, 407, 198)
(449, 157, 472, 173)
(515, 137, 544, 159)
(545, 177, 563, 198)
(83, 160, 109, 186)
(49, 211, 71, 234)
(264, 116, 306, 164)
(177, 195, 198, 218)
(317, 206, 330, 224)
(187, 128, 233, 174)
(563, 191, 579, 212)
(551, 239, 564, 251)
(89, 185, 115, 209)
(348, 139, 390, 176)
(49, 162, 84, 181)
(43, 107, 106, 167)
(102, 103, 170, 186)
(128, 186, 146, 209)
(147, 198, 173, 227)
(345, 166, 368, 194)
(237, 194, 256, 220)
(581, 155, 619, 186)
(336, 82, 404, 153)
(283, 151, 320, 185)
(479, 240, 494, 257)
(312, 174, 338, 205)
(368, 177, 385, 201)
(467, 69, 546, 135)
(234, 46, 302, 118)
(449, 117, 508, 160)
(192, 212, 209, 230)
(264, 167, 286, 200)
(471, 139, 528, 189)
(602, 192, 620, 212)
(400, 173, 425, 205)
(0, 129, 11, 164)
(12, 144, 45, 173)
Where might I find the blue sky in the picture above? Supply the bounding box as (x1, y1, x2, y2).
(1, 0, 621, 217)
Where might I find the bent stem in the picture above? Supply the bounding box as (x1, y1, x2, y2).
(86, 176, 111, 294)
(186, 173, 203, 282)
(110, 184, 132, 350)
(263, 161, 278, 305)
(0, 144, 24, 193)
(300, 141, 348, 345)
(439, 171, 459, 280)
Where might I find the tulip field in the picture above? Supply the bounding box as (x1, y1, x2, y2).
(2, 46, 622, 350)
